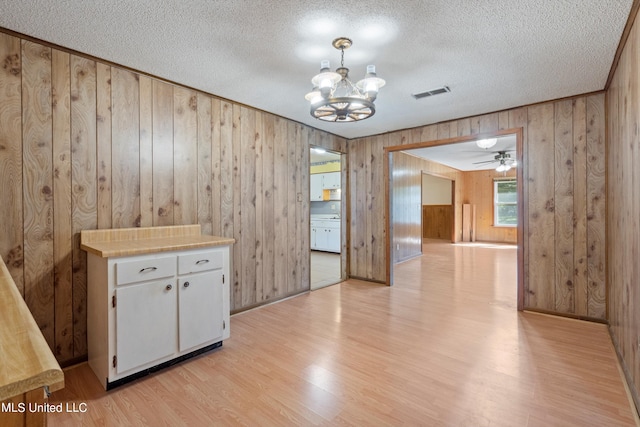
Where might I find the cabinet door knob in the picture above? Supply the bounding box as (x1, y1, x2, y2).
(183, 281, 190, 288)
(165, 284, 172, 291)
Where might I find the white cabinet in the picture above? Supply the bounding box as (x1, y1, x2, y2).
(87, 245, 231, 390)
(323, 172, 341, 189)
(310, 174, 324, 201)
(115, 279, 177, 374)
(310, 219, 340, 253)
(310, 172, 341, 201)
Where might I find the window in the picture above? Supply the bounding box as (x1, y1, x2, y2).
(494, 179, 517, 227)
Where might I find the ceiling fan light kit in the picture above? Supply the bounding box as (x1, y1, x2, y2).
(476, 138, 497, 149)
(306, 37, 385, 123)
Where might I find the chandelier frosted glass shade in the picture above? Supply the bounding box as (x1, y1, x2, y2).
(306, 38, 385, 122)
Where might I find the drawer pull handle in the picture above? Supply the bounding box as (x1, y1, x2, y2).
(184, 281, 190, 288)
(139, 266, 158, 273)
(195, 259, 210, 265)
(165, 284, 172, 291)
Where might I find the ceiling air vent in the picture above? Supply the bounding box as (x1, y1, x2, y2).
(412, 86, 451, 100)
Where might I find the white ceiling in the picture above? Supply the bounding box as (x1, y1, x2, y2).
(407, 135, 517, 171)
(0, 1, 632, 140)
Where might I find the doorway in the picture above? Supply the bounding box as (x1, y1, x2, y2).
(386, 130, 524, 309)
(310, 147, 343, 290)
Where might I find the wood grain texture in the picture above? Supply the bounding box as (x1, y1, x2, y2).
(525, 104, 555, 310)
(52, 49, 73, 361)
(606, 13, 640, 407)
(0, 255, 64, 402)
(553, 99, 574, 313)
(111, 68, 140, 228)
(0, 33, 24, 296)
(231, 104, 243, 309)
(422, 205, 453, 240)
(261, 113, 275, 302)
(240, 106, 256, 306)
(152, 80, 174, 226)
(572, 97, 588, 316)
(173, 87, 198, 226)
(48, 242, 637, 426)
(22, 40, 54, 348)
(586, 93, 606, 319)
(96, 62, 112, 230)
(197, 93, 213, 235)
(138, 75, 153, 228)
(70, 54, 97, 358)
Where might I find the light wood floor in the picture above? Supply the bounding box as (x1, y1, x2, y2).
(49, 241, 638, 426)
(310, 250, 341, 290)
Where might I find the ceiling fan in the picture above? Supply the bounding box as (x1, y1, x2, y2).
(473, 151, 516, 172)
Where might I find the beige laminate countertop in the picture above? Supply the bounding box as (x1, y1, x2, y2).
(80, 225, 235, 258)
(0, 256, 64, 401)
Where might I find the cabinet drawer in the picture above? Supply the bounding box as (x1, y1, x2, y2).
(116, 255, 177, 286)
(178, 250, 223, 275)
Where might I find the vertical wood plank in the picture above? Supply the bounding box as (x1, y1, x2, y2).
(297, 124, 310, 289)
(240, 106, 256, 306)
(498, 111, 510, 130)
(22, 40, 54, 348)
(219, 101, 234, 240)
(287, 121, 298, 293)
(273, 116, 288, 296)
(0, 33, 24, 295)
(138, 76, 153, 228)
(526, 103, 555, 310)
(572, 97, 588, 316)
(231, 104, 243, 309)
(210, 98, 222, 236)
(365, 137, 374, 278)
(197, 93, 213, 235)
(586, 93, 606, 318)
(371, 134, 386, 280)
(70, 54, 97, 357)
(152, 80, 174, 226)
(254, 111, 264, 299)
(173, 87, 198, 225)
(111, 68, 140, 228)
(479, 112, 499, 133)
(96, 63, 111, 230)
(553, 99, 574, 313)
(52, 49, 73, 360)
(262, 113, 275, 301)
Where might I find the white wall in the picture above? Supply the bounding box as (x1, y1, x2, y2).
(422, 174, 452, 205)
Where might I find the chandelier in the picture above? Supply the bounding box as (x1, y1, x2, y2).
(305, 37, 385, 122)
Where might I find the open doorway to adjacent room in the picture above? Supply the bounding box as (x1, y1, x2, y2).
(386, 130, 524, 309)
(310, 146, 344, 290)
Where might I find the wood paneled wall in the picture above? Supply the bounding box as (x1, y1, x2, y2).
(422, 205, 453, 240)
(0, 31, 346, 364)
(607, 7, 640, 410)
(389, 151, 463, 264)
(462, 169, 517, 243)
(348, 96, 606, 319)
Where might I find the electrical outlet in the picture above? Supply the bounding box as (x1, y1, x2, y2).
(396, 244, 400, 250)
(331, 203, 336, 210)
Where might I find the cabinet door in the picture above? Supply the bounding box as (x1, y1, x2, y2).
(310, 174, 324, 201)
(315, 227, 329, 251)
(116, 280, 177, 374)
(178, 271, 224, 352)
(323, 172, 340, 189)
(327, 227, 341, 252)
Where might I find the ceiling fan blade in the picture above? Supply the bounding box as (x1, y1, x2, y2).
(472, 159, 497, 164)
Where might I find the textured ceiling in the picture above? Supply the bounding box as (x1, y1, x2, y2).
(0, 1, 632, 140)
